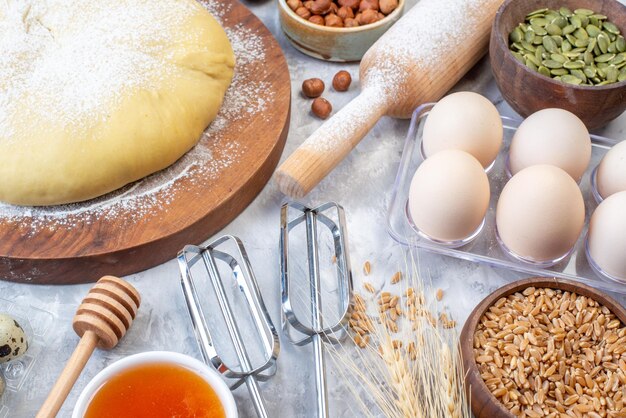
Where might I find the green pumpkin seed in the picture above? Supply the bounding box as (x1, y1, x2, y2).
(564, 60, 584, 69)
(596, 80, 612, 85)
(604, 22, 620, 35)
(586, 38, 598, 53)
(606, 66, 619, 82)
(522, 41, 536, 52)
(509, 6, 623, 86)
(575, 38, 589, 48)
(596, 53, 616, 63)
(551, 68, 569, 76)
(574, 28, 589, 40)
(583, 66, 597, 78)
(543, 59, 564, 69)
(570, 69, 587, 81)
(561, 74, 583, 84)
(574, 8, 594, 16)
(531, 25, 547, 36)
(586, 24, 601, 37)
(538, 65, 551, 77)
(525, 53, 541, 67)
(543, 36, 558, 53)
(530, 17, 549, 27)
(598, 33, 610, 53)
(527, 8, 548, 17)
(546, 23, 562, 36)
(610, 54, 626, 66)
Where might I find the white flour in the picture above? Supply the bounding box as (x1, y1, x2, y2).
(0, 0, 273, 230)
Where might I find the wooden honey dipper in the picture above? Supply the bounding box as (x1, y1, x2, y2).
(37, 276, 141, 418)
(275, 0, 505, 198)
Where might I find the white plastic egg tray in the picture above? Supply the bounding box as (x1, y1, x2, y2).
(386, 103, 623, 294)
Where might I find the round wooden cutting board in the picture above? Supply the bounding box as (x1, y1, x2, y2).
(0, 1, 291, 284)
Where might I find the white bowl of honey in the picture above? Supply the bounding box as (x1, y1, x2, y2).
(73, 351, 238, 418)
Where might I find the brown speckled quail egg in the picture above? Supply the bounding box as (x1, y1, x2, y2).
(508, 108, 591, 182)
(496, 165, 585, 263)
(0, 314, 28, 363)
(596, 141, 626, 200)
(422, 92, 503, 169)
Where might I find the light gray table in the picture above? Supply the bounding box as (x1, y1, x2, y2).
(2, 1, 625, 417)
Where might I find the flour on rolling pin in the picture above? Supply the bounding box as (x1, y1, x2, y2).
(276, 0, 503, 198)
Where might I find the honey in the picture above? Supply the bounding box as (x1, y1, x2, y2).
(84, 362, 226, 418)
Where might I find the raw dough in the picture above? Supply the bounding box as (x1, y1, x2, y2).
(0, 0, 235, 205)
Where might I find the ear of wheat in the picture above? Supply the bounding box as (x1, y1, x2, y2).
(326, 255, 471, 418)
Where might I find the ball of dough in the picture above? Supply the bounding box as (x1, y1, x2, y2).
(508, 109, 591, 182)
(422, 92, 503, 168)
(0, 0, 235, 205)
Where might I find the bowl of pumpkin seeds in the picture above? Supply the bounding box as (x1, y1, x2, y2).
(490, 0, 626, 130)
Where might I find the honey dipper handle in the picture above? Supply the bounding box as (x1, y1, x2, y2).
(37, 331, 99, 418)
(275, 86, 389, 198)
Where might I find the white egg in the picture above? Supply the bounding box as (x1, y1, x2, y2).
(408, 149, 490, 242)
(422, 92, 503, 168)
(496, 165, 585, 262)
(596, 140, 626, 200)
(588, 191, 626, 281)
(508, 108, 591, 182)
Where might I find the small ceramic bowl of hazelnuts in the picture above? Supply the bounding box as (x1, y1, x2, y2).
(278, 0, 405, 62)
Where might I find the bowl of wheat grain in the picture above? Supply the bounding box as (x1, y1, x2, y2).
(460, 277, 626, 418)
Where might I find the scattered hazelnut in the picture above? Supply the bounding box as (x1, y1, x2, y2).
(295, 6, 312, 19)
(302, 78, 325, 98)
(311, 98, 332, 119)
(310, 0, 332, 14)
(379, 0, 398, 14)
(337, 6, 354, 20)
(287, 0, 303, 11)
(344, 17, 359, 27)
(308, 14, 325, 25)
(332, 71, 352, 91)
(358, 8, 380, 24)
(325, 13, 343, 27)
(338, 0, 360, 10)
(359, 0, 378, 12)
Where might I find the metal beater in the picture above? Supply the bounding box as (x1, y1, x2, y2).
(178, 235, 279, 418)
(280, 202, 353, 418)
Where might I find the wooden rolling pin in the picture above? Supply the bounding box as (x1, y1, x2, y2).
(275, 0, 504, 198)
(37, 276, 141, 418)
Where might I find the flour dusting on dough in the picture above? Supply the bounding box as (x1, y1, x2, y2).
(0, 0, 273, 230)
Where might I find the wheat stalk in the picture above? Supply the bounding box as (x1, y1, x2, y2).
(324, 253, 471, 418)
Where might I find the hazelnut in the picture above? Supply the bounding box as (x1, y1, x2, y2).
(359, 0, 379, 12)
(309, 14, 325, 24)
(329, 2, 338, 14)
(332, 71, 352, 91)
(325, 13, 343, 27)
(379, 0, 398, 14)
(310, 0, 332, 15)
(287, 0, 302, 11)
(295, 6, 312, 19)
(312, 98, 332, 119)
(377, 11, 385, 19)
(304, 0, 315, 10)
(338, 0, 359, 10)
(302, 78, 325, 98)
(358, 8, 380, 24)
(344, 17, 359, 27)
(337, 6, 354, 20)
